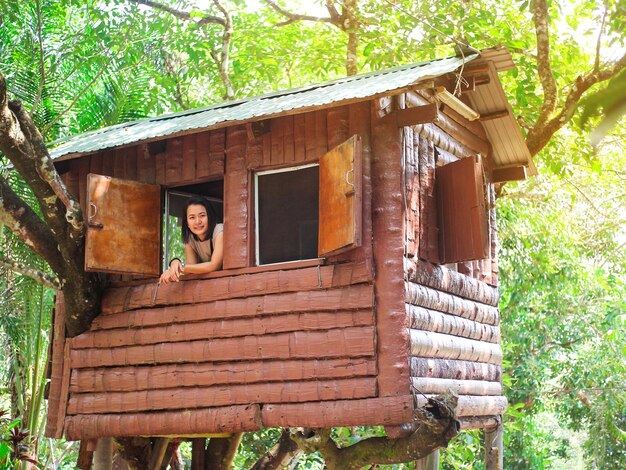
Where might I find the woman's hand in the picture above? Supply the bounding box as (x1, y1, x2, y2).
(159, 259, 184, 284)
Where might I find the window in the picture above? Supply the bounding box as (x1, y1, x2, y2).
(255, 164, 319, 265)
(254, 135, 363, 266)
(163, 182, 223, 270)
(435, 155, 489, 263)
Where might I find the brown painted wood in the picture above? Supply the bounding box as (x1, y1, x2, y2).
(437, 155, 489, 263)
(405, 281, 500, 325)
(314, 110, 328, 160)
(433, 111, 490, 156)
(85, 174, 161, 276)
(70, 326, 376, 368)
(261, 395, 413, 428)
(101, 150, 115, 177)
(293, 113, 306, 162)
(155, 151, 166, 185)
(89, 152, 104, 176)
(410, 357, 501, 382)
(488, 184, 499, 286)
(407, 304, 500, 343)
(270, 117, 284, 165)
(304, 112, 317, 161)
(113, 148, 125, 179)
(64, 404, 261, 440)
(137, 144, 156, 184)
(73, 309, 374, 349)
(492, 165, 527, 183)
(101, 261, 371, 315)
(70, 357, 377, 393)
(67, 377, 377, 415)
(182, 134, 197, 182)
(222, 125, 249, 269)
(95, 284, 373, 333)
(44, 293, 66, 438)
(387, 104, 439, 127)
(318, 135, 363, 257)
(327, 106, 349, 148)
(370, 98, 410, 397)
(208, 128, 226, 177)
(191, 439, 206, 470)
(195, 131, 211, 178)
(124, 145, 138, 181)
(414, 123, 475, 160)
(165, 138, 183, 184)
(77, 440, 94, 470)
(283, 115, 295, 163)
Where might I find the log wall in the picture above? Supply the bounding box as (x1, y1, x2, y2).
(51, 102, 418, 439)
(400, 91, 505, 420)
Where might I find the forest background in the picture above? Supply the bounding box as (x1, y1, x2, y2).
(0, 0, 624, 468)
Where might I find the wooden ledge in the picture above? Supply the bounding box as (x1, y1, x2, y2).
(109, 258, 324, 288)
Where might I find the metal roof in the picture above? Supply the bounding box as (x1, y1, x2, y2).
(50, 54, 478, 160)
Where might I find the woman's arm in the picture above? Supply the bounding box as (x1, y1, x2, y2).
(159, 246, 198, 284)
(183, 231, 223, 274)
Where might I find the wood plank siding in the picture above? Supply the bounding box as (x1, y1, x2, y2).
(51, 102, 421, 440)
(400, 90, 505, 418)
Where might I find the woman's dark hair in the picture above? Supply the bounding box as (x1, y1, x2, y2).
(181, 196, 222, 244)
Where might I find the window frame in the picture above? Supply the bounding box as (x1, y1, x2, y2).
(254, 162, 320, 267)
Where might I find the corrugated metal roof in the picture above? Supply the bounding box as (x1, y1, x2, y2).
(50, 54, 477, 159)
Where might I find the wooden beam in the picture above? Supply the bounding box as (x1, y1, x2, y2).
(491, 165, 527, 183)
(479, 110, 510, 121)
(381, 104, 439, 127)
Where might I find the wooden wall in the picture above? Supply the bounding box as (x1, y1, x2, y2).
(400, 90, 506, 419)
(49, 102, 419, 440)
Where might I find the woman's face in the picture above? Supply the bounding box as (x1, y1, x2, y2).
(186, 204, 209, 240)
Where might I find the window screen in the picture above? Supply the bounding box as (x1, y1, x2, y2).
(256, 165, 319, 265)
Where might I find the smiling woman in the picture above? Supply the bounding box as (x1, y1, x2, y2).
(159, 195, 224, 284)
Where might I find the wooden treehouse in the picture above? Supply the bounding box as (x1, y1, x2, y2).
(45, 47, 534, 444)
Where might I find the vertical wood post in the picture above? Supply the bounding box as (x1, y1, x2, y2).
(415, 449, 439, 470)
(370, 98, 410, 398)
(148, 438, 170, 470)
(485, 425, 504, 470)
(191, 438, 206, 470)
(93, 437, 113, 470)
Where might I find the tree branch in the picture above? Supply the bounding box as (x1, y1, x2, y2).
(250, 429, 301, 470)
(262, 0, 335, 26)
(127, 0, 226, 26)
(526, 50, 626, 155)
(532, 0, 558, 125)
(212, 0, 234, 100)
(290, 395, 460, 469)
(0, 72, 83, 240)
(0, 175, 65, 275)
(0, 252, 60, 289)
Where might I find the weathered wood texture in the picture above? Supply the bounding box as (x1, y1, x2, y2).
(370, 99, 410, 397)
(65, 261, 379, 437)
(57, 129, 226, 197)
(261, 396, 413, 428)
(44, 293, 68, 438)
(401, 90, 498, 286)
(65, 405, 261, 440)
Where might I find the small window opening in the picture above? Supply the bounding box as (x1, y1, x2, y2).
(255, 164, 319, 265)
(163, 180, 223, 270)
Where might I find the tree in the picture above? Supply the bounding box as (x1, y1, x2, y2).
(1, 0, 625, 468)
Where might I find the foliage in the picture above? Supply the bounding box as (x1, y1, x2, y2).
(0, 0, 625, 468)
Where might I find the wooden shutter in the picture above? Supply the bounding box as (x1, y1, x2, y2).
(318, 135, 363, 257)
(85, 174, 161, 276)
(436, 155, 489, 263)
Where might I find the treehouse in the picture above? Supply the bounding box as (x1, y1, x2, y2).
(45, 47, 534, 445)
